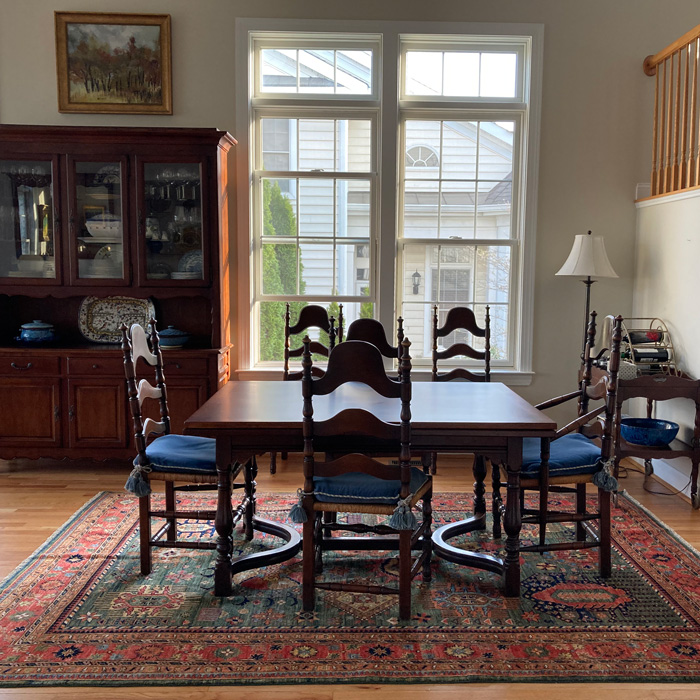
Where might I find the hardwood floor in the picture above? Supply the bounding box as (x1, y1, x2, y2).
(0, 454, 698, 699)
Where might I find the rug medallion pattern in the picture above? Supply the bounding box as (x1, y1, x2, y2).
(1, 491, 699, 686)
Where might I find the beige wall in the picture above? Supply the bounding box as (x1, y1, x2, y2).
(1, 0, 696, 408)
(634, 193, 700, 444)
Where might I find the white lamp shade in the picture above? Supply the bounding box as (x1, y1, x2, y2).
(556, 233, 618, 278)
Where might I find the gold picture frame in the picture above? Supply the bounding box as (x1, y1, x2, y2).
(55, 12, 172, 114)
(83, 205, 106, 222)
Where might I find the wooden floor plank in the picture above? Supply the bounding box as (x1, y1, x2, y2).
(0, 454, 698, 699)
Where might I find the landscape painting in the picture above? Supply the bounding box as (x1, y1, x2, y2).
(55, 12, 172, 114)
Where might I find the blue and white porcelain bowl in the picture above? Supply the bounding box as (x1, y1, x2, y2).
(17, 320, 56, 344)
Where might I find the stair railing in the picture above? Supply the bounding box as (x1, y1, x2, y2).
(644, 24, 700, 197)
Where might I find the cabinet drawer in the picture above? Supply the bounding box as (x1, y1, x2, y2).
(158, 357, 209, 376)
(67, 357, 125, 376)
(0, 356, 60, 376)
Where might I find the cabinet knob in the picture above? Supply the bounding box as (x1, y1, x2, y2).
(11, 362, 33, 370)
(167, 363, 182, 370)
(68, 406, 75, 420)
(92, 364, 99, 369)
(54, 406, 60, 422)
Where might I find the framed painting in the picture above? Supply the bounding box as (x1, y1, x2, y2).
(55, 12, 172, 114)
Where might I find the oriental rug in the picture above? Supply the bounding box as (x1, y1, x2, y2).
(1, 491, 700, 687)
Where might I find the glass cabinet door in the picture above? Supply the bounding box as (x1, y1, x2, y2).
(0, 160, 57, 282)
(142, 163, 204, 282)
(71, 160, 125, 282)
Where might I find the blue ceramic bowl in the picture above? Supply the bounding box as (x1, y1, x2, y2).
(158, 325, 190, 349)
(620, 417, 679, 446)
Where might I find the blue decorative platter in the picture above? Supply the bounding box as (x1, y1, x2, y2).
(178, 250, 203, 274)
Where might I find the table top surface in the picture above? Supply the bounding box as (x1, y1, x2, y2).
(185, 380, 556, 435)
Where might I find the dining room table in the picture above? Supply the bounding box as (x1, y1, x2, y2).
(184, 379, 557, 597)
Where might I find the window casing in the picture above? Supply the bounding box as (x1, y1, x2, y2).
(237, 20, 542, 378)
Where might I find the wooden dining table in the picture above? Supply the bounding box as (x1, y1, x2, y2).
(185, 380, 557, 597)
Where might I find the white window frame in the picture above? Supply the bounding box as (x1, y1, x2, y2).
(235, 18, 542, 383)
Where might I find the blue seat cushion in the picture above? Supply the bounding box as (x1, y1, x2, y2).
(521, 433, 602, 478)
(140, 434, 217, 475)
(314, 466, 428, 504)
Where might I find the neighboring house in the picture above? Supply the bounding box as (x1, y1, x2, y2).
(260, 48, 516, 360)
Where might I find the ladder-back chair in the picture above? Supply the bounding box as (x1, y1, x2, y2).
(269, 303, 343, 474)
(122, 319, 241, 575)
(430, 305, 491, 525)
(345, 317, 405, 376)
(291, 338, 432, 620)
(507, 313, 623, 577)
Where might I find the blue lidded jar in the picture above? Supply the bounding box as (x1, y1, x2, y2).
(17, 320, 56, 343)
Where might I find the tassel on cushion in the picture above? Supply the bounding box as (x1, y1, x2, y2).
(592, 459, 618, 492)
(388, 494, 417, 530)
(289, 489, 308, 523)
(125, 464, 151, 497)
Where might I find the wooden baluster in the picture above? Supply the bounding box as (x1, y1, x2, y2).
(651, 66, 660, 195)
(673, 50, 682, 191)
(661, 58, 669, 194)
(681, 44, 690, 189)
(693, 39, 700, 187)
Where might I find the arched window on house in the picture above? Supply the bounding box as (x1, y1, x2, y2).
(405, 145, 439, 168)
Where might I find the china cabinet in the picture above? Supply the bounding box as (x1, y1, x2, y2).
(0, 125, 234, 460)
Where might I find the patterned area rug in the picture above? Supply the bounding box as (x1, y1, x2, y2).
(1, 491, 700, 687)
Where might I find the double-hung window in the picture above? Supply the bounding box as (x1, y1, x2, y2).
(248, 36, 379, 363)
(398, 38, 529, 367)
(237, 21, 542, 378)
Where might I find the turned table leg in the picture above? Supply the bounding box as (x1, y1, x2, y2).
(503, 437, 523, 597)
(214, 439, 234, 596)
(472, 454, 487, 523)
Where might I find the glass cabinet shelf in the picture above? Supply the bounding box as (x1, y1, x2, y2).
(0, 160, 56, 280)
(73, 161, 124, 281)
(143, 163, 204, 281)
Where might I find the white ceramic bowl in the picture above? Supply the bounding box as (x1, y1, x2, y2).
(85, 219, 122, 238)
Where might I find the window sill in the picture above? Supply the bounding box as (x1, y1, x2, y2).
(233, 368, 534, 386)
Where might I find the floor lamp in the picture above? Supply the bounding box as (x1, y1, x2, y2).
(556, 230, 618, 358)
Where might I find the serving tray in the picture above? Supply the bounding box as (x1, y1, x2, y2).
(78, 296, 155, 344)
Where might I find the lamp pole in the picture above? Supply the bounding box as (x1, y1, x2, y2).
(581, 275, 595, 360)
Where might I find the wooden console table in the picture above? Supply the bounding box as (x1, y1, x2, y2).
(613, 373, 700, 508)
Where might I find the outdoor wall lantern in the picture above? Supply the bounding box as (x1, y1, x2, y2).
(412, 270, 421, 295)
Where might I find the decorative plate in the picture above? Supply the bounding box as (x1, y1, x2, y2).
(94, 245, 121, 260)
(148, 262, 172, 275)
(92, 165, 121, 185)
(178, 250, 203, 274)
(78, 296, 155, 344)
